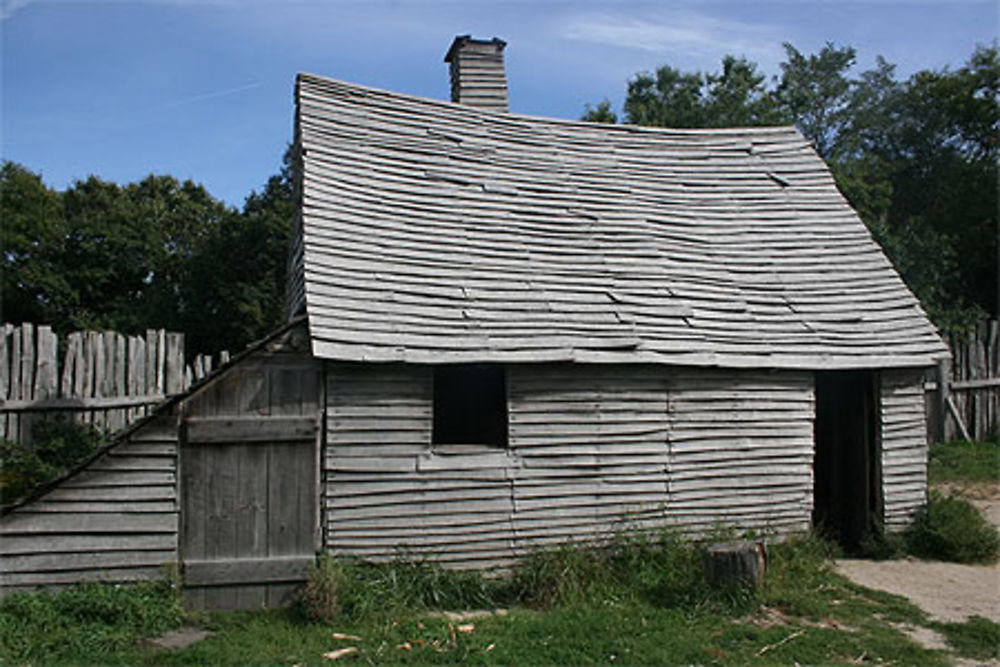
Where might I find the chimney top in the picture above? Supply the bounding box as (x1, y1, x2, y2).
(444, 35, 507, 63)
(443, 35, 509, 113)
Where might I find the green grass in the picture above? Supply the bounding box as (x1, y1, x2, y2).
(928, 439, 1000, 485)
(934, 615, 1000, 661)
(1, 533, 957, 666)
(0, 579, 184, 663)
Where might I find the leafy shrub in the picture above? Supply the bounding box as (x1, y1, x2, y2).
(906, 491, 1000, 563)
(0, 579, 183, 662)
(0, 416, 103, 504)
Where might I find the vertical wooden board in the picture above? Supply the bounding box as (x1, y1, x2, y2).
(235, 444, 269, 609)
(238, 446, 269, 556)
(33, 325, 58, 437)
(16, 324, 33, 446)
(156, 329, 167, 395)
(267, 442, 311, 558)
(19, 322, 34, 402)
(0, 323, 9, 401)
(166, 333, 184, 395)
(62, 333, 80, 397)
(0, 324, 9, 441)
(237, 367, 269, 416)
(145, 330, 157, 395)
(103, 331, 117, 398)
(9, 327, 21, 401)
(180, 443, 206, 610)
(181, 445, 208, 561)
(297, 441, 318, 555)
(204, 445, 239, 562)
(202, 444, 239, 610)
(92, 332, 105, 398)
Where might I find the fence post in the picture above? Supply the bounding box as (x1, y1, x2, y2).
(935, 357, 951, 444)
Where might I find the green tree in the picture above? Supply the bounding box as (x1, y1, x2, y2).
(581, 99, 617, 124)
(776, 42, 857, 159)
(624, 65, 706, 127)
(180, 148, 295, 354)
(705, 55, 785, 127)
(0, 162, 68, 324)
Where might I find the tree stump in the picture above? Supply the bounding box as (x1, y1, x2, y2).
(703, 540, 767, 590)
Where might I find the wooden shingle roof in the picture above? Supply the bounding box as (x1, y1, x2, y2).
(294, 72, 948, 369)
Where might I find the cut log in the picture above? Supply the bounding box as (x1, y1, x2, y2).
(703, 540, 766, 590)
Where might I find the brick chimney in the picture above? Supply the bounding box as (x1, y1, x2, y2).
(444, 35, 509, 113)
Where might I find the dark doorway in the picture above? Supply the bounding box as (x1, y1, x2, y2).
(813, 370, 881, 550)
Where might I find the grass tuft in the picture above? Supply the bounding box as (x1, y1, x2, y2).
(298, 554, 502, 624)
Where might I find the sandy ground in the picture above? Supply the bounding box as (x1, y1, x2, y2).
(835, 487, 1000, 624)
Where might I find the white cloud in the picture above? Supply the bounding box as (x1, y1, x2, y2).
(560, 8, 785, 71)
(1, 0, 35, 20)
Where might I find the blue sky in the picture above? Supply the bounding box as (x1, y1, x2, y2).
(2, 0, 996, 207)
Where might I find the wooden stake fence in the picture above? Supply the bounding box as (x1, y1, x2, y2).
(0, 323, 226, 447)
(927, 320, 999, 443)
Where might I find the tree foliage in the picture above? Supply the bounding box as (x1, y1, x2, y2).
(0, 152, 295, 354)
(584, 44, 1000, 326)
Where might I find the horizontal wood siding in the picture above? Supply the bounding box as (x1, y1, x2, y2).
(325, 364, 517, 567)
(666, 370, 815, 534)
(324, 363, 815, 568)
(881, 368, 929, 529)
(508, 366, 669, 551)
(0, 414, 180, 592)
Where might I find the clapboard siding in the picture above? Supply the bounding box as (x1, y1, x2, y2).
(666, 369, 814, 534)
(881, 368, 929, 529)
(325, 363, 516, 566)
(0, 414, 180, 592)
(508, 366, 670, 554)
(324, 362, 818, 567)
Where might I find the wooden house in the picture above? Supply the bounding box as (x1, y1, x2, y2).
(1, 36, 947, 608)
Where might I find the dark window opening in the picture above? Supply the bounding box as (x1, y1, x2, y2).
(432, 364, 507, 448)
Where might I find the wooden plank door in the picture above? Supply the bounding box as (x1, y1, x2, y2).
(181, 415, 318, 609)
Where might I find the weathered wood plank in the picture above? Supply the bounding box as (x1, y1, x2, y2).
(0, 533, 176, 555)
(185, 416, 316, 443)
(0, 512, 176, 535)
(2, 549, 176, 573)
(184, 556, 313, 587)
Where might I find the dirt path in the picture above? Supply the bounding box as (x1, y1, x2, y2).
(834, 488, 1000, 624)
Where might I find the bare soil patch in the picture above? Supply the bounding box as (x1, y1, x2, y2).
(835, 484, 1000, 625)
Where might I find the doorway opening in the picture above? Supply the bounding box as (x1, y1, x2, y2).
(813, 370, 881, 550)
